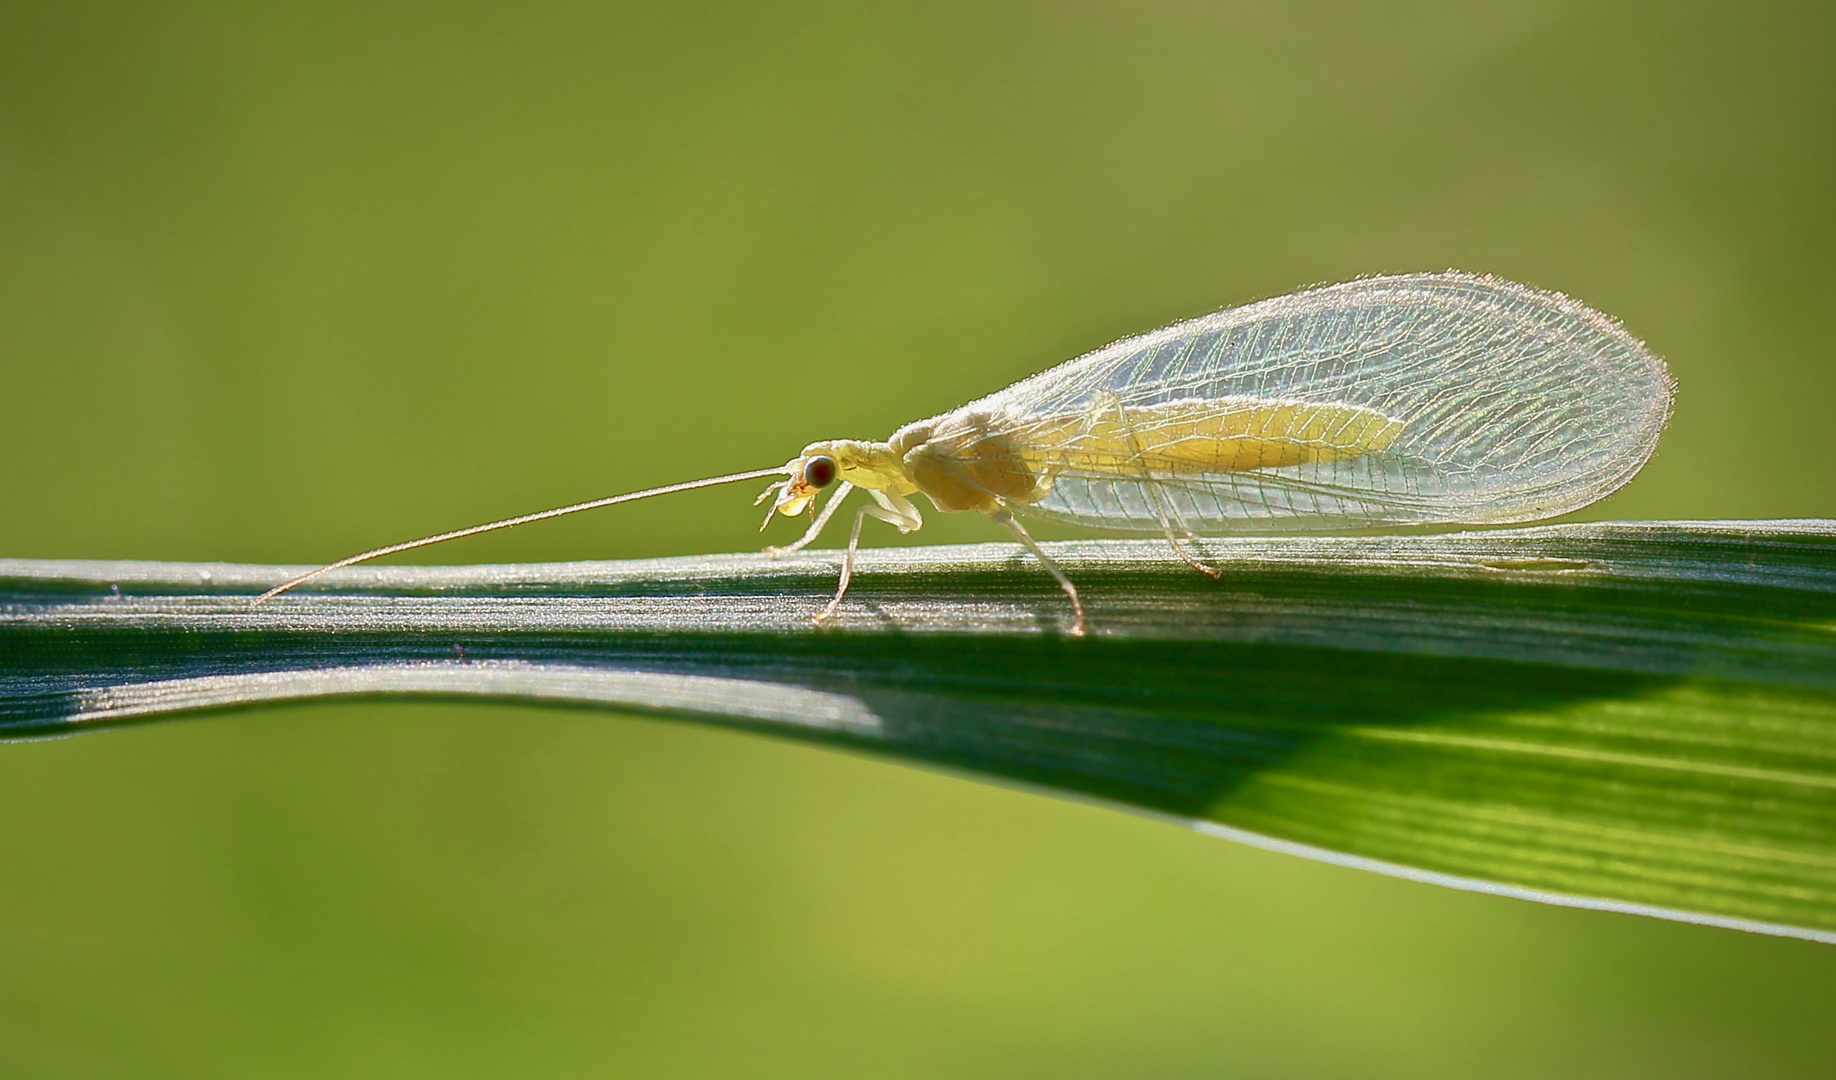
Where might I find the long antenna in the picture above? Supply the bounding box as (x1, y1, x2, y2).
(253, 466, 791, 603)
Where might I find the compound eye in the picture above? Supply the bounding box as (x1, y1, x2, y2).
(802, 455, 838, 489)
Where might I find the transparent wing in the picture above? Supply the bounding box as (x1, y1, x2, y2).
(937, 273, 1674, 533)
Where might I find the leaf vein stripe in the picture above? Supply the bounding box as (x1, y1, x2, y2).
(1341, 728, 1836, 789)
(1252, 773, 1836, 870)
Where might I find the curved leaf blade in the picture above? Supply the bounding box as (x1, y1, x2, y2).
(3, 519, 1834, 941)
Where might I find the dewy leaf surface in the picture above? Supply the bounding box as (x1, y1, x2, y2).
(3, 520, 1834, 942)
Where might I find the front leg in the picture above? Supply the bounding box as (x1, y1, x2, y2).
(814, 491, 924, 622)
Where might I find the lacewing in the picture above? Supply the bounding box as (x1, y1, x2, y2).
(258, 272, 1675, 635)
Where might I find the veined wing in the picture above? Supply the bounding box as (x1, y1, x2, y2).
(924, 273, 1673, 533)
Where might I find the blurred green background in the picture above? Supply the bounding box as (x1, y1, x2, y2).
(2, 1, 1834, 1076)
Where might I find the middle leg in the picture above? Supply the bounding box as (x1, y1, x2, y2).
(989, 509, 1086, 636)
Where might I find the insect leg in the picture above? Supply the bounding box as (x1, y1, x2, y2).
(989, 509, 1086, 637)
(814, 492, 922, 623)
(868, 489, 924, 532)
(765, 482, 853, 556)
(1102, 394, 1222, 580)
(1148, 499, 1222, 579)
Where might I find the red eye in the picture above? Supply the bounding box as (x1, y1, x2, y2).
(803, 456, 837, 488)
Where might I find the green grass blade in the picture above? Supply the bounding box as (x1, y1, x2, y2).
(4, 520, 1835, 942)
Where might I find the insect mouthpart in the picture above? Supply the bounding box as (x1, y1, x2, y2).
(754, 457, 826, 528)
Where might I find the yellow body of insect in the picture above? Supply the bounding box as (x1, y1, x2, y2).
(787, 397, 1404, 515)
(758, 398, 1407, 633)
